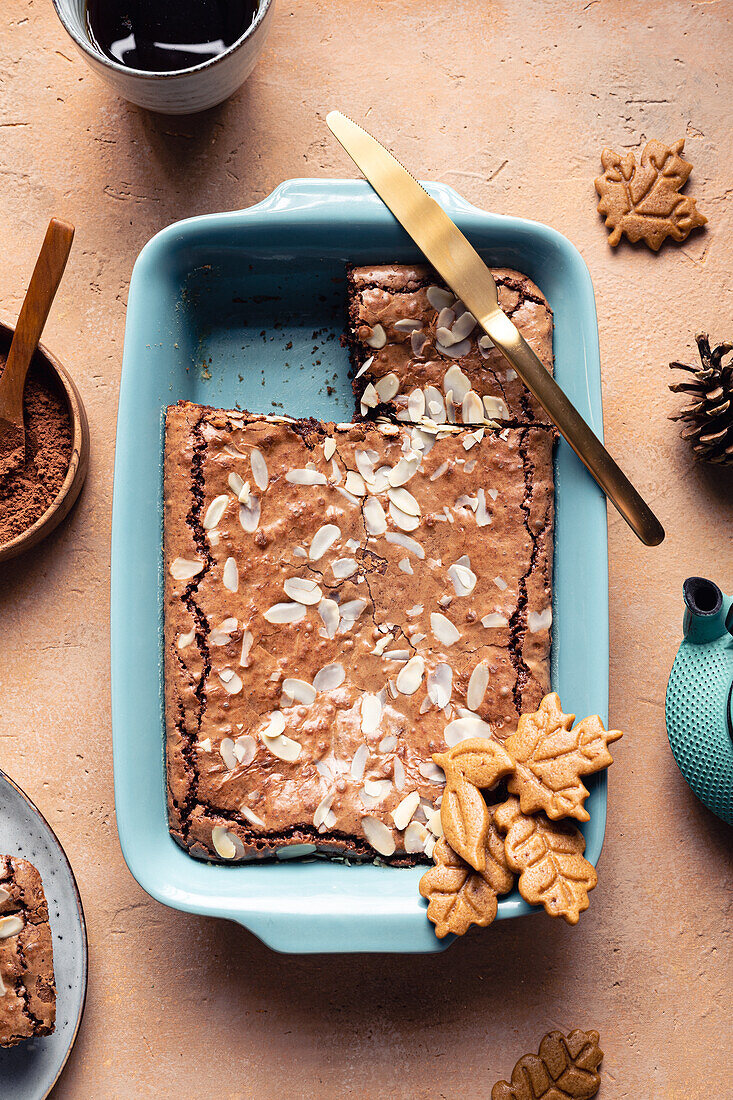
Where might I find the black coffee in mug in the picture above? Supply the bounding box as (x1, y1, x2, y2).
(85, 0, 259, 73)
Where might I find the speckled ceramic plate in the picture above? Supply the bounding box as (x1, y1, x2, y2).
(112, 179, 609, 953)
(0, 772, 87, 1099)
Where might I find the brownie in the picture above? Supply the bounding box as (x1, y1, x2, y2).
(347, 264, 553, 426)
(0, 857, 56, 1046)
(164, 402, 554, 864)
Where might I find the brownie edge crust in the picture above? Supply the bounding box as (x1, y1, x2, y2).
(0, 856, 56, 1047)
(164, 403, 554, 865)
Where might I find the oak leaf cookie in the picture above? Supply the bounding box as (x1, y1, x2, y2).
(491, 1028, 603, 1100)
(433, 738, 515, 871)
(494, 797, 596, 924)
(504, 693, 622, 822)
(419, 821, 513, 938)
(595, 137, 707, 250)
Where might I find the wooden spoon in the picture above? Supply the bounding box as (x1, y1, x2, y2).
(0, 219, 75, 481)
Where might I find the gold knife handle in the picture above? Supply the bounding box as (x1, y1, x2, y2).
(483, 310, 665, 547)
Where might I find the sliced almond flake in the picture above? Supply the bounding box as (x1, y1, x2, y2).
(391, 790, 420, 830)
(223, 556, 239, 592)
(329, 557, 357, 581)
(411, 633, 426, 644)
(448, 562, 477, 597)
(355, 450, 376, 484)
(388, 455, 420, 488)
(219, 669, 243, 694)
(461, 390, 484, 424)
(505, 368, 517, 381)
(250, 448, 269, 490)
(338, 598, 368, 632)
(211, 826, 243, 860)
(443, 364, 471, 402)
(393, 757, 406, 791)
(355, 355, 375, 380)
(223, 442, 245, 457)
(407, 388, 426, 422)
(177, 628, 196, 650)
(419, 760, 447, 784)
(379, 734, 398, 753)
(361, 693, 383, 734)
(487, 488, 499, 501)
(239, 496, 261, 533)
(427, 663, 453, 708)
(467, 661, 490, 710)
(241, 806, 266, 828)
(404, 821, 429, 853)
(282, 678, 317, 705)
(374, 373, 400, 402)
(313, 792, 336, 828)
(437, 337, 471, 358)
(452, 310, 477, 341)
(362, 815, 396, 857)
(437, 306, 456, 330)
(481, 611, 508, 628)
(444, 714, 493, 747)
(335, 487, 361, 507)
(365, 323, 387, 349)
(419, 696, 432, 714)
(286, 468, 327, 486)
(385, 649, 410, 661)
(528, 607, 553, 632)
(330, 457, 344, 486)
(293, 546, 307, 559)
(361, 383, 379, 416)
(462, 434, 478, 452)
(234, 734, 256, 765)
(455, 493, 478, 512)
(283, 577, 322, 605)
(318, 598, 340, 638)
(321, 439, 336, 465)
(372, 632, 393, 656)
(208, 531, 220, 548)
(479, 333, 495, 351)
(240, 630, 253, 667)
(387, 487, 420, 517)
(394, 318, 423, 333)
(427, 285, 454, 311)
(436, 325, 457, 347)
(349, 743, 369, 782)
(309, 523, 341, 560)
(424, 385, 446, 423)
(0, 915, 24, 939)
(396, 655, 425, 695)
(384, 530, 425, 558)
(476, 487, 491, 527)
(398, 557, 413, 575)
(483, 395, 510, 420)
(411, 330, 429, 358)
(220, 737, 237, 770)
(364, 496, 388, 536)
(424, 834, 437, 858)
(389, 501, 420, 532)
(494, 575, 508, 591)
(424, 807, 444, 837)
(210, 619, 237, 646)
(263, 731, 302, 763)
(199, 737, 213, 752)
(345, 470, 367, 497)
(430, 462, 449, 481)
(170, 557, 204, 581)
(263, 602, 307, 625)
(431, 612, 461, 647)
(388, 680, 398, 699)
(312, 663, 345, 692)
(203, 494, 229, 530)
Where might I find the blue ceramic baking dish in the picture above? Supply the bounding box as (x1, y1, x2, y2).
(111, 179, 609, 953)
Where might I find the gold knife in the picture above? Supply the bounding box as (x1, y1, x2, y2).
(326, 110, 664, 547)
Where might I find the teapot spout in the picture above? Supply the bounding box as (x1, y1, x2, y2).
(682, 577, 733, 644)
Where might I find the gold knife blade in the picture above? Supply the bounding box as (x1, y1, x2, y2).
(326, 110, 664, 547)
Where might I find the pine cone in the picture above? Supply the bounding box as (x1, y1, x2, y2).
(669, 334, 733, 464)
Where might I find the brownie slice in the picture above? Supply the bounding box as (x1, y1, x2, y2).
(0, 857, 56, 1046)
(347, 263, 553, 425)
(164, 403, 554, 865)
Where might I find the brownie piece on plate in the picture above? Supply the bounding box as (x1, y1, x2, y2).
(164, 403, 554, 864)
(347, 263, 553, 426)
(0, 856, 56, 1046)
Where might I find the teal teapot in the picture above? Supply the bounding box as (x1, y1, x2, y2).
(666, 577, 733, 825)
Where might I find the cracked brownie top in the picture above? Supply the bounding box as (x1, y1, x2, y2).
(347, 264, 553, 426)
(0, 856, 56, 1046)
(164, 403, 553, 864)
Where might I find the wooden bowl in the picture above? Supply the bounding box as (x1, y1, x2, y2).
(0, 319, 90, 563)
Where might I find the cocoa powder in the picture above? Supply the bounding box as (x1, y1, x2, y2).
(0, 352, 72, 545)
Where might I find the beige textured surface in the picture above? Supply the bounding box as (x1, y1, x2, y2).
(0, 1, 731, 1096)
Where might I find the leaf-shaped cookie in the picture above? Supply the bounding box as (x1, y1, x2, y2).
(433, 737, 515, 790)
(419, 825, 513, 938)
(434, 738, 515, 871)
(491, 1028, 604, 1100)
(594, 137, 707, 251)
(494, 797, 597, 924)
(504, 693, 622, 821)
